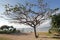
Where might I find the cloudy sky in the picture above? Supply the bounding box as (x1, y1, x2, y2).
(0, 0, 60, 28)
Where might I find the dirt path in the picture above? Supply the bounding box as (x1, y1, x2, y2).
(0, 33, 60, 40)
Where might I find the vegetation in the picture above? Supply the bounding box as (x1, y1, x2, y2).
(0, 25, 20, 34)
(3, 0, 50, 38)
(38, 32, 51, 36)
(49, 14, 60, 35)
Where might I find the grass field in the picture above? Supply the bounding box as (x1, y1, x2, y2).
(0, 32, 60, 40)
(0, 37, 11, 40)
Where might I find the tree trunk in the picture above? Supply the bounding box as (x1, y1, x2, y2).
(33, 26, 38, 38)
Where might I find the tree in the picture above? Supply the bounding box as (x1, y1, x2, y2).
(0, 25, 9, 30)
(3, 0, 49, 38)
(0, 25, 17, 33)
(49, 13, 60, 34)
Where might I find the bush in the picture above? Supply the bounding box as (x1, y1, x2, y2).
(16, 30, 20, 33)
(49, 14, 60, 35)
(0, 25, 21, 34)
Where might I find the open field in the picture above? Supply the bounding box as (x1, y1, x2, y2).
(0, 32, 60, 40)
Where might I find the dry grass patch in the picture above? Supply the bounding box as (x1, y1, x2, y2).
(0, 37, 12, 40)
(38, 32, 51, 36)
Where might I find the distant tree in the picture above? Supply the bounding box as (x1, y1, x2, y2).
(3, 0, 50, 38)
(49, 13, 60, 34)
(0, 25, 9, 30)
(13, 28, 16, 32)
(9, 26, 16, 32)
(10, 26, 14, 28)
(0, 25, 17, 33)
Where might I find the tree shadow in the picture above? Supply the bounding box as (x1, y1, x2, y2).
(39, 36, 60, 39)
(6, 32, 31, 36)
(52, 36, 60, 39)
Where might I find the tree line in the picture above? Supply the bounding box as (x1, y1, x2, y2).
(0, 25, 20, 34)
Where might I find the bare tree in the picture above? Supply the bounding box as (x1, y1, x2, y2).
(3, 0, 49, 38)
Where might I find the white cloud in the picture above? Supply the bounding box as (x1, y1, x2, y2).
(37, 19, 51, 28)
(0, 16, 51, 28)
(0, 17, 31, 28)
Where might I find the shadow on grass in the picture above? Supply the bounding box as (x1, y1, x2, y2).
(39, 36, 60, 39)
(52, 36, 60, 39)
(2, 32, 31, 36)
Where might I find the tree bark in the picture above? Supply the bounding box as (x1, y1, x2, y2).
(33, 26, 38, 38)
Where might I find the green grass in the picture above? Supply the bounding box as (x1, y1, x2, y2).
(0, 37, 11, 40)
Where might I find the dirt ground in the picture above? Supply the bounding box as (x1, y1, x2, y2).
(0, 33, 60, 40)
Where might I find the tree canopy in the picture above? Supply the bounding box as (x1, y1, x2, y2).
(3, 0, 52, 38)
(49, 14, 60, 34)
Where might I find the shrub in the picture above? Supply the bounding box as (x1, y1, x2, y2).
(0, 25, 18, 34)
(49, 14, 60, 35)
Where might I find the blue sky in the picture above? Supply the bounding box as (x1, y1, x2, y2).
(46, 0, 60, 9)
(0, 0, 60, 13)
(0, 0, 60, 28)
